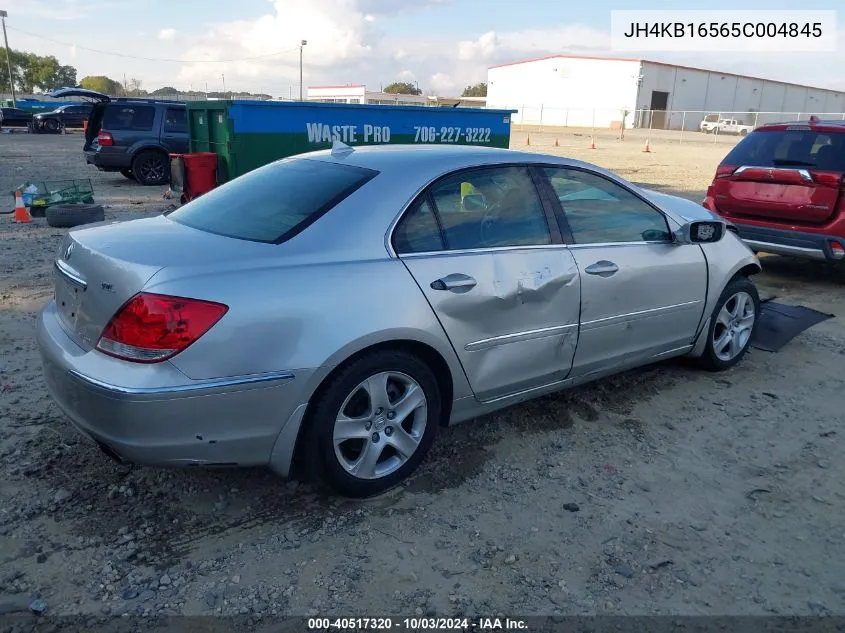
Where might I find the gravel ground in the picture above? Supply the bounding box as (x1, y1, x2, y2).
(1, 132, 844, 621)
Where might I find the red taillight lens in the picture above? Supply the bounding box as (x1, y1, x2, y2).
(96, 292, 228, 363)
(714, 164, 736, 178)
(97, 131, 114, 146)
(830, 241, 845, 259)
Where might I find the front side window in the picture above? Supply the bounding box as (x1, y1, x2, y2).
(544, 167, 671, 244)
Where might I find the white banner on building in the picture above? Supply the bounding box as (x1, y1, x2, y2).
(610, 10, 837, 52)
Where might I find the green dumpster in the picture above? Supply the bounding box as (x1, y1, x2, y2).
(186, 100, 515, 184)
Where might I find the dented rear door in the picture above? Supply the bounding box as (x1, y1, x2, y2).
(401, 248, 581, 402)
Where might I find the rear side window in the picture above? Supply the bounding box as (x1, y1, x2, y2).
(168, 158, 378, 243)
(393, 199, 444, 253)
(723, 129, 845, 171)
(101, 105, 155, 131)
(164, 108, 187, 133)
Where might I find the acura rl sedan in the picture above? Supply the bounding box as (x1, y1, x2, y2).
(37, 144, 762, 497)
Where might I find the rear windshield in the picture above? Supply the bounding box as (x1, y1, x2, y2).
(167, 158, 378, 243)
(102, 105, 156, 131)
(723, 129, 845, 171)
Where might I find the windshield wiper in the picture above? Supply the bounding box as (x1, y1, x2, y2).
(771, 159, 816, 166)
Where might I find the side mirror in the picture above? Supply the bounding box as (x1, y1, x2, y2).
(674, 220, 726, 245)
(461, 193, 487, 212)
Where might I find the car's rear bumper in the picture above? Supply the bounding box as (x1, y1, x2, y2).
(731, 223, 845, 261)
(85, 149, 131, 171)
(36, 300, 309, 470)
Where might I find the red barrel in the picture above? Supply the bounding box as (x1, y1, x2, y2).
(181, 152, 218, 202)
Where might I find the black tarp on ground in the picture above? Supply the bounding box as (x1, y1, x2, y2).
(751, 299, 834, 352)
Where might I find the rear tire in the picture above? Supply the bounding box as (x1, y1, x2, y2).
(120, 169, 135, 181)
(132, 150, 169, 186)
(697, 276, 760, 371)
(300, 349, 441, 497)
(45, 203, 105, 229)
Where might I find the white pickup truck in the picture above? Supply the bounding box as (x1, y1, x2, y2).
(699, 117, 754, 136)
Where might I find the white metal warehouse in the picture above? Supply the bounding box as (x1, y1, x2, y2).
(486, 54, 845, 130)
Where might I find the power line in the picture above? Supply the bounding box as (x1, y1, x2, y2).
(6, 25, 299, 63)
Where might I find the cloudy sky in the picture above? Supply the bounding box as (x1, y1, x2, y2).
(4, 0, 843, 97)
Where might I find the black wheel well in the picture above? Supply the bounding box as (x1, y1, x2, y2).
(132, 147, 168, 165)
(288, 339, 455, 480)
(735, 263, 761, 278)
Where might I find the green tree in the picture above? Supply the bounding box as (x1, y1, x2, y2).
(124, 77, 146, 97)
(461, 82, 487, 97)
(151, 86, 180, 95)
(383, 81, 422, 95)
(0, 48, 77, 93)
(80, 75, 123, 96)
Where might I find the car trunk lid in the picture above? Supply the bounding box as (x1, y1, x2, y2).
(48, 88, 110, 150)
(52, 215, 270, 352)
(709, 126, 845, 225)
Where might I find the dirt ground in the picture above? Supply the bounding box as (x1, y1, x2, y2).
(1, 132, 844, 622)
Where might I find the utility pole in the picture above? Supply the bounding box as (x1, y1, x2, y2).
(299, 40, 307, 101)
(221, 73, 225, 98)
(1, 10, 16, 107)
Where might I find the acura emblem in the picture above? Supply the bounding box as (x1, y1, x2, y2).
(64, 243, 73, 259)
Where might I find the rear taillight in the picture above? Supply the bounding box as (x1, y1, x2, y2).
(97, 131, 114, 146)
(96, 292, 228, 363)
(714, 164, 737, 178)
(830, 242, 845, 260)
(811, 171, 844, 187)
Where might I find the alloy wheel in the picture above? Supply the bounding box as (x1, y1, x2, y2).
(139, 156, 166, 183)
(712, 291, 756, 362)
(332, 371, 428, 480)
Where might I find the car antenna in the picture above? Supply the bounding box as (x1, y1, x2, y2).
(331, 139, 355, 157)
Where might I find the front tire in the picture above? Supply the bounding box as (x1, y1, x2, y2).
(301, 350, 441, 497)
(43, 118, 59, 133)
(697, 276, 760, 371)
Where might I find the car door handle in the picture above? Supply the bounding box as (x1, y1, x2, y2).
(430, 273, 477, 291)
(584, 261, 619, 276)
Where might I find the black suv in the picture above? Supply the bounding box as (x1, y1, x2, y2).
(32, 103, 94, 133)
(49, 88, 189, 185)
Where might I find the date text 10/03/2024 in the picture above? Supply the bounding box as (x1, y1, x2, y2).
(307, 617, 528, 631)
(305, 122, 493, 145)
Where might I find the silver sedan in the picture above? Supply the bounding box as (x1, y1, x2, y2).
(37, 144, 761, 497)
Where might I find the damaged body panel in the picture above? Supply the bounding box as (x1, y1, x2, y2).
(402, 247, 580, 401)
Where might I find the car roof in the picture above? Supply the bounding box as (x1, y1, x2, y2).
(754, 120, 845, 134)
(269, 144, 658, 263)
(301, 143, 599, 182)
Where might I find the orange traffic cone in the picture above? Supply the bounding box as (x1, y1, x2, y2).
(590, 136, 596, 149)
(554, 138, 559, 147)
(526, 133, 531, 146)
(13, 191, 31, 223)
(642, 139, 652, 153)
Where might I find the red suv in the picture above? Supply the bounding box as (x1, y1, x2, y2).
(703, 118, 845, 263)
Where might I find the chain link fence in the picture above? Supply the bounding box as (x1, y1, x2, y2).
(497, 106, 845, 145)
